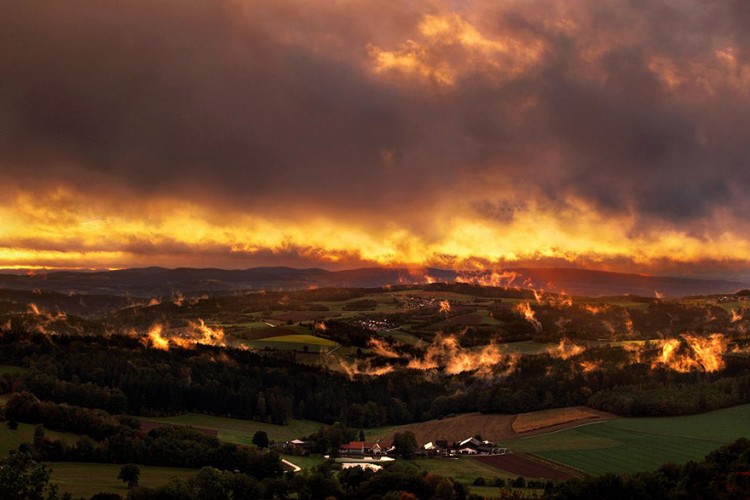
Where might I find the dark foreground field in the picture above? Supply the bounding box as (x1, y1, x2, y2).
(476, 453, 582, 481)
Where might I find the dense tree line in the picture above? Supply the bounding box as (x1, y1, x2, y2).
(109, 288, 368, 329)
(429, 348, 750, 418)
(310, 321, 374, 348)
(342, 299, 378, 311)
(129, 462, 468, 500)
(424, 282, 536, 299)
(588, 376, 750, 416)
(1, 330, 749, 430)
(5, 394, 282, 478)
(5, 392, 128, 441)
(10, 373, 128, 414)
(0, 331, 432, 425)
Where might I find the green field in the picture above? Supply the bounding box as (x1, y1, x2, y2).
(262, 334, 337, 346)
(140, 413, 324, 444)
(315, 301, 349, 313)
(496, 341, 555, 355)
(598, 300, 651, 310)
(467, 485, 542, 499)
(0, 364, 27, 376)
(363, 423, 404, 442)
(379, 330, 424, 346)
(224, 321, 277, 330)
(243, 333, 338, 353)
(506, 404, 750, 475)
(0, 422, 81, 455)
(49, 462, 197, 498)
(281, 454, 328, 470)
(403, 457, 516, 483)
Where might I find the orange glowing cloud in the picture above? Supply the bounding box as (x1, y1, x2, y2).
(3, 186, 750, 273)
(1, 1, 750, 276)
(143, 320, 226, 351)
(650, 334, 728, 373)
(367, 12, 544, 86)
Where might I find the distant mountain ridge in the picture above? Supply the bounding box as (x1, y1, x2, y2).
(0, 266, 744, 298)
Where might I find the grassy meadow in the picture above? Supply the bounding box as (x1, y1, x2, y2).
(139, 413, 323, 444)
(506, 403, 750, 475)
(404, 456, 516, 483)
(0, 422, 80, 455)
(49, 462, 197, 498)
(0, 364, 27, 376)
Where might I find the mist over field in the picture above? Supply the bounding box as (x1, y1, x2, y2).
(2, 1, 750, 498)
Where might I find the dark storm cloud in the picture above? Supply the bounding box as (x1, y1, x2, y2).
(451, 0, 749, 226)
(1, 0, 749, 231)
(0, 0, 420, 209)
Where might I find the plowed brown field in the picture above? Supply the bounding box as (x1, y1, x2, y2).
(475, 453, 582, 480)
(375, 407, 616, 446)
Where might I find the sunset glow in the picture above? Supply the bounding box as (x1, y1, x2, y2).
(2, 0, 750, 277)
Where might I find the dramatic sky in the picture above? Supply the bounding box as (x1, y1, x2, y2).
(2, 0, 750, 276)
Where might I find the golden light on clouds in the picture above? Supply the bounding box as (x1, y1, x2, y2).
(367, 12, 543, 86)
(2, 186, 750, 272)
(2, 0, 750, 275)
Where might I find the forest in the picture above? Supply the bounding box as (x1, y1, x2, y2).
(1, 282, 749, 498)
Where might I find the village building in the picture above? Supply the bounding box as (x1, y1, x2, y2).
(339, 441, 382, 456)
(458, 437, 483, 454)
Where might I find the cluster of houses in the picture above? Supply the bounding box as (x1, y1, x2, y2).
(392, 295, 441, 310)
(354, 319, 398, 332)
(337, 437, 507, 458)
(424, 437, 508, 456)
(277, 436, 509, 460)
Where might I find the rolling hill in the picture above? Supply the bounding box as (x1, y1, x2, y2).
(0, 266, 744, 297)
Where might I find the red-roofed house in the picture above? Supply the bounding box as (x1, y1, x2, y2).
(339, 441, 382, 456)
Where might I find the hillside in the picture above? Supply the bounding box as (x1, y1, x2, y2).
(0, 266, 744, 297)
(369, 407, 617, 446)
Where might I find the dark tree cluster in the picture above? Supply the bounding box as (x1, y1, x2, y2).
(428, 348, 750, 418)
(5, 392, 127, 441)
(4, 394, 282, 478)
(130, 462, 468, 500)
(0, 450, 65, 500)
(311, 321, 374, 347)
(302, 423, 360, 454)
(2, 328, 750, 433)
(342, 299, 378, 311)
(0, 331, 444, 426)
(12, 372, 128, 414)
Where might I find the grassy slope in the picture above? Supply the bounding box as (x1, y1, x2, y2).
(140, 413, 324, 444)
(242, 333, 338, 353)
(363, 423, 404, 443)
(0, 364, 28, 376)
(281, 454, 327, 470)
(49, 462, 197, 498)
(261, 334, 337, 346)
(506, 404, 750, 475)
(468, 485, 543, 499)
(404, 457, 516, 483)
(0, 423, 81, 455)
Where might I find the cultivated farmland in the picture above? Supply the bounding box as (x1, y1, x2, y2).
(371, 407, 615, 446)
(475, 453, 582, 480)
(505, 403, 750, 475)
(512, 407, 603, 433)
